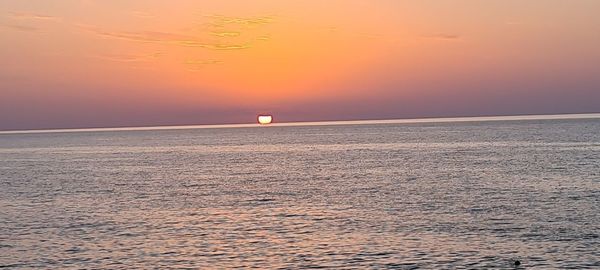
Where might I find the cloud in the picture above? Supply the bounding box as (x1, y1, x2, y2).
(355, 33, 383, 40)
(74, 13, 272, 50)
(78, 25, 193, 42)
(98, 31, 188, 42)
(8, 12, 58, 21)
(186, 59, 222, 64)
(177, 41, 251, 50)
(211, 31, 241, 37)
(94, 52, 161, 62)
(2, 12, 56, 33)
(1, 24, 39, 32)
(204, 15, 275, 28)
(321, 26, 339, 33)
(185, 59, 223, 72)
(422, 34, 461, 40)
(256, 35, 271, 41)
(132, 11, 155, 19)
(76, 24, 254, 51)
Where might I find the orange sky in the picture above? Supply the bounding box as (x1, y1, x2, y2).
(1, 0, 599, 130)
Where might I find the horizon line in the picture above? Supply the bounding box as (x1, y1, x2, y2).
(1, 112, 599, 135)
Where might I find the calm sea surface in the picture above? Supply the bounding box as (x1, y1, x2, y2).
(1, 118, 599, 269)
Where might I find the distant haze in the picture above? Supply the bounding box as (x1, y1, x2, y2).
(1, 0, 599, 130)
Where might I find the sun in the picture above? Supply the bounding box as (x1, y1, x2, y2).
(258, 115, 273, 125)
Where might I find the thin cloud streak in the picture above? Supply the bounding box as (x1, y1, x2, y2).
(1, 24, 38, 32)
(8, 12, 58, 21)
(185, 59, 223, 71)
(177, 41, 251, 50)
(97, 31, 191, 43)
(77, 25, 254, 50)
(204, 15, 275, 27)
(422, 33, 461, 40)
(94, 52, 161, 62)
(132, 11, 156, 19)
(211, 31, 241, 37)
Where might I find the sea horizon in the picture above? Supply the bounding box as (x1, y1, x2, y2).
(1, 112, 599, 135)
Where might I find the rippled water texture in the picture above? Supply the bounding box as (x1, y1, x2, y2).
(1, 119, 599, 269)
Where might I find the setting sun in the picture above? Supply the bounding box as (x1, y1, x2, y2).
(258, 115, 273, 125)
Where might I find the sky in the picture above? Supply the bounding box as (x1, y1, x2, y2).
(1, 0, 599, 130)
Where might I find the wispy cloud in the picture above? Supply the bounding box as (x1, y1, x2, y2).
(1, 24, 39, 32)
(98, 30, 189, 42)
(132, 11, 155, 19)
(75, 12, 273, 51)
(186, 59, 223, 72)
(321, 26, 339, 33)
(355, 32, 383, 40)
(256, 35, 271, 41)
(422, 33, 461, 40)
(211, 31, 241, 37)
(186, 59, 223, 65)
(94, 52, 161, 62)
(8, 12, 57, 21)
(178, 41, 251, 50)
(78, 24, 193, 42)
(2, 11, 56, 32)
(204, 15, 275, 28)
(76, 23, 255, 51)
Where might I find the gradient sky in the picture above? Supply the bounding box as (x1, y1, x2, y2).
(1, 0, 599, 130)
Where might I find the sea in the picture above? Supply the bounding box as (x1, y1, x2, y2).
(1, 115, 599, 269)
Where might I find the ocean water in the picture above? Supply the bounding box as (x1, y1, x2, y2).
(0, 117, 599, 269)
